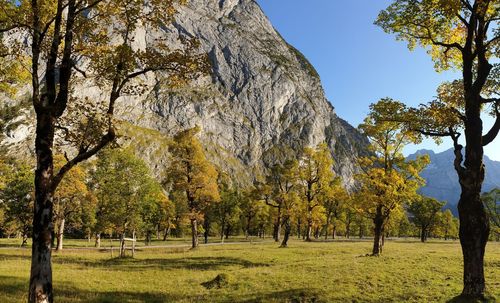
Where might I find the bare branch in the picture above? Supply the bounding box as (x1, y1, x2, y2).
(51, 127, 116, 192)
(482, 105, 500, 146)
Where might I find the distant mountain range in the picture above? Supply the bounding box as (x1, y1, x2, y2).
(408, 149, 500, 215)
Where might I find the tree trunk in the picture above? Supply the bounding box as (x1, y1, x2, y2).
(21, 233, 29, 247)
(305, 215, 313, 242)
(163, 226, 170, 241)
(56, 218, 65, 251)
(273, 208, 282, 242)
(203, 217, 210, 244)
(297, 218, 301, 239)
(119, 233, 125, 258)
(95, 233, 101, 248)
(372, 210, 384, 256)
(458, 187, 489, 297)
(420, 225, 428, 243)
(452, 94, 490, 298)
(191, 218, 199, 249)
(324, 216, 330, 240)
(346, 217, 351, 239)
(245, 215, 252, 240)
(220, 220, 225, 242)
(132, 230, 136, 258)
(225, 224, 230, 240)
(332, 224, 336, 240)
(280, 217, 291, 248)
(29, 113, 55, 303)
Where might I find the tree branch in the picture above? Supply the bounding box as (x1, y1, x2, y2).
(51, 127, 116, 193)
(482, 106, 500, 146)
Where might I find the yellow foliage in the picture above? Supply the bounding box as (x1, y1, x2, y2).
(167, 126, 220, 213)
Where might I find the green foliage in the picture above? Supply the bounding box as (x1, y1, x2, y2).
(0, 161, 34, 244)
(408, 196, 446, 241)
(215, 176, 242, 239)
(482, 188, 500, 238)
(436, 209, 460, 240)
(92, 148, 163, 237)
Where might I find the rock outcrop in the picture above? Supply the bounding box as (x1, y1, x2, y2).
(1, 0, 368, 187)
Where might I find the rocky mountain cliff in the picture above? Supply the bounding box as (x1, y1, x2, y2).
(409, 149, 500, 214)
(1, 0, 368, 187)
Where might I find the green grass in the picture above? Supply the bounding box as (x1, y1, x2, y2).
(0, 239, 498, 302)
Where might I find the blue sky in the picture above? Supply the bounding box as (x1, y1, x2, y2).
(256, 0, 500, 161)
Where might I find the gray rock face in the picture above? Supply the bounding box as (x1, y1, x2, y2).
(1, 0, 368, 187)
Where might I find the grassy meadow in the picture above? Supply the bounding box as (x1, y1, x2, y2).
(0, 238, 498, 303)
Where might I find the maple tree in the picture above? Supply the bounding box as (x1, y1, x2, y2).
(52, 155, 89, 251)
(355, 99, 429, 255)
(0, 161, 34, 246)
(297, 143, 334, 242)
(93, 148, 164, 256)
(376, 0, 500, 296)
(408, 196, 446, 242)
(166, 126, 220, 249)
(0, 0, 208, 300)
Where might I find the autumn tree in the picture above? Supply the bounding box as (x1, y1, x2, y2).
(252, 180, 280, 240)
(244, 187, 271, 239)
(265, 160, 300, 247)
(239, 189, 262, 239)
(79, 192, 98, 243)
(408, 196, 446, 242)
(0, 0, 208, 300)
(376, 0, 500, 296)
(52, 155, 89, 251)
(298, 143, 334, 242)
(342, 207, 357, 239)
(214, 175, 242, 242)
(169, 190, 190, 239)
(437, 209, 460, 240)
(154, 193, 175, 242)
(140, 190, 172, 245)
(356, 99, 429, 255)
(167, 126, 220, 249)
(320, 177, 349, 240)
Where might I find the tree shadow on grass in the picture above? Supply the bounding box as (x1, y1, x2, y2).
(52, 255, 270, 271)
(229, 289, 324, 303)
(0, 253, 31, 261)
(447, 294, 497, 303)
(0, 275, 191, 303)
(0, 275, 27, 297)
